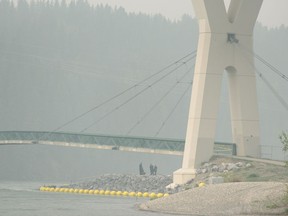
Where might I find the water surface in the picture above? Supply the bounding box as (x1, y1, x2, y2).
(0, 181, 166, 216)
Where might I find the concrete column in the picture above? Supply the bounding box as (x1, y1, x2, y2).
(227, 38, 260, 158)
(173, 0, 263, 184)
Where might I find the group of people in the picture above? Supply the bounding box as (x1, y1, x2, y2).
(139, 163, 158, 175)
(149, 164, 157, 175)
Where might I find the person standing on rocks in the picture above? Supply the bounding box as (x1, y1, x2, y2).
(153, 165, 157, 175)
(139, 162, 145, 175)
(149, 164, 154, 175)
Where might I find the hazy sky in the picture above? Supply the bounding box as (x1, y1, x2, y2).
(89, 0, 288, 28)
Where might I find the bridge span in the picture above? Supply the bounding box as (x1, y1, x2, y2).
(0, 131, 236, 156)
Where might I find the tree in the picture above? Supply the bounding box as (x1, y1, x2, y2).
(280, 131, 288, 151)
(280, 131, 288, 166)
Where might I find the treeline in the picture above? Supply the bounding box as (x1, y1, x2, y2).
(0, 0, 198, 74)
(1, 0, 287, 77)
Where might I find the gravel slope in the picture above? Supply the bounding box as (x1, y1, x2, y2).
(66, 174, 172, 193)
(140, 182, 287, 216)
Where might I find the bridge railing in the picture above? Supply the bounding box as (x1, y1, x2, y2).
(0, 131, 236, 155)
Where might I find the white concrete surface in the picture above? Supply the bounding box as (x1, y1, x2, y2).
(174, 0, 263, 184)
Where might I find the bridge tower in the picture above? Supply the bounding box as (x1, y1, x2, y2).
(173, 0, 263, 184)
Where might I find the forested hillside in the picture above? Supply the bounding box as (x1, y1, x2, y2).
(0, 0, 198, 72)
(0, 0, 288, 159)
(0, 0, 198, 137)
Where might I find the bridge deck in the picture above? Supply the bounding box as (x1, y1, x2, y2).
(0, 131, 236, 156)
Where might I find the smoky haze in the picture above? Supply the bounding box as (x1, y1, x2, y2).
(0, 0, 288, 181)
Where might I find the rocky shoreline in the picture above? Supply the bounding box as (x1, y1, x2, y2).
(47, 156, 288, 215)
(59, 159, 254, 194)
(64, 174, 173, 193)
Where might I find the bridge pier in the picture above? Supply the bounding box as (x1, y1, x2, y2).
(173, 0, 263, 184)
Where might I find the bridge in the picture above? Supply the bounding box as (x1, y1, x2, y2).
(0, 131, 236, 156)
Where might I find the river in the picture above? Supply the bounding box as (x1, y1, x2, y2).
(0, 181, 168, 216)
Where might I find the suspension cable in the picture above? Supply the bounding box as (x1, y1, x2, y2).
(154, 82, 192, 137)
(80, 55, 196, 133)
(253, 53, 288, 82)
(34, 51, 197, 142)
(126, 63, 195, 135)
(237, 44, 288, 82)
(236, 45, 288, 111)
(258, 72, 288, 111)
(48, 51, 197, 133)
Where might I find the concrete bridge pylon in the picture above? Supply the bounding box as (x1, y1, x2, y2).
(173, 0, 263, 184)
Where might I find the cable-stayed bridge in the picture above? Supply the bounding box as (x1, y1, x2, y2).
(1, 45, 287, 161)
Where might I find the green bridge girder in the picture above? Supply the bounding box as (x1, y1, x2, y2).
(0, 131, 236, 155)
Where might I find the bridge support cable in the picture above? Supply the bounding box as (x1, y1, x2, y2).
(36, 51, 196, 141)
(258, 73, 288, 112)
(80, 55, 196, 133)
(236, 45, 288, 112)
(154, 82, 193, 137)
(237, 44, 288, 83)
(126, 64, 195, 136)
(253, 53, 288, 83)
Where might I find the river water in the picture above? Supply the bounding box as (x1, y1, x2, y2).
(0, 181, 167, 216)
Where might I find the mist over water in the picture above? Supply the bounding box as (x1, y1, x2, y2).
(0, 0, 288, 184)
(0, 144, 181, 182)
(0, 3, 288, 216)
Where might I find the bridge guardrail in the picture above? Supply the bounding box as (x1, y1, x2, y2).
(0, 131, 236, 156)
